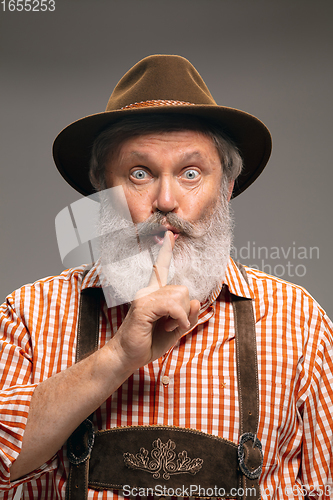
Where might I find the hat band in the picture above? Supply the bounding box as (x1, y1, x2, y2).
(121, 99, 195, 110)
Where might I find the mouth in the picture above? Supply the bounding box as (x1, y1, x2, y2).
(151, 226, 180, 245)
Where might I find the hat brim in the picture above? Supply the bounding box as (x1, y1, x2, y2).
(52, 104, 272, 198)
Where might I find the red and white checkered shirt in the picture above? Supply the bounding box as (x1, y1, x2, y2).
(0, 259, 332, 499)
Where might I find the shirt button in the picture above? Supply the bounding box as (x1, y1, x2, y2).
(161, 375, 170, 385)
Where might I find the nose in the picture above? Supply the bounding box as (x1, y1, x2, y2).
(152, 175, 179, 213)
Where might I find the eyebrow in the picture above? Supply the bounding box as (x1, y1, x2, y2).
(181, 151, 206, 162)
(129, 150, 206, 162)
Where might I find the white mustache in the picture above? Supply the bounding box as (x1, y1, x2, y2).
(136, 212, 196, 238)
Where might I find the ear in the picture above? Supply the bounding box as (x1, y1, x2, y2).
(227, 181, 235, 202)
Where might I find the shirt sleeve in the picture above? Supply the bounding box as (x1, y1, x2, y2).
(299, 309, 333, 498)
(0, 292, 57, 490)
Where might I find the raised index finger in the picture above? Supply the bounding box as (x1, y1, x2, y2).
(148, 230, 174, 289)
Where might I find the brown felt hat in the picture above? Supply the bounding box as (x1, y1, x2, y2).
(53, 54, 272, 198)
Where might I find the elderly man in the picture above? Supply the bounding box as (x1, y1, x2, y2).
(0, 55, 332, 500)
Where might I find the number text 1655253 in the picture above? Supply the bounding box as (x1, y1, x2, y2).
(1, 0, 55, 11)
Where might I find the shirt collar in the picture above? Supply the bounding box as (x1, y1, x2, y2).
(81, 262, 102, 290)
(224, 258, 254, 299)
(188, 258, 254, 330)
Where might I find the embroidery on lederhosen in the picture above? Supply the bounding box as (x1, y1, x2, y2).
(123, 438, 203, 480)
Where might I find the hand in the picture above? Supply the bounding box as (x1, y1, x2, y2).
(109, 231, 200, 370)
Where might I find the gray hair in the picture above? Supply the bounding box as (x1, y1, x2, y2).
(89, 114, 243, 191)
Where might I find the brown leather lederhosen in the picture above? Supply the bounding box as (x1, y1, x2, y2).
(66, 264, 263, 499)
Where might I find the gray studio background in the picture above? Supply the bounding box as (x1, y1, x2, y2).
(1, 0, 332, 319)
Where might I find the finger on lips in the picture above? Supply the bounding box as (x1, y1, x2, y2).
(148, 230, 174, 289)
(136, 230, 195, 333)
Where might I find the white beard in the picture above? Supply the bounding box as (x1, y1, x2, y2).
(96, 181, 233, 306)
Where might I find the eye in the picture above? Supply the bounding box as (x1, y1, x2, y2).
(183, 169, 200, 180)
(131, 169, 149, 180)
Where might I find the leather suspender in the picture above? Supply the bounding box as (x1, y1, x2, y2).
(66, 264, 263, 499)
(66, 285, 103, 500)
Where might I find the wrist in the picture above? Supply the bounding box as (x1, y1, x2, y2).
(100, 336, 135, 386)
